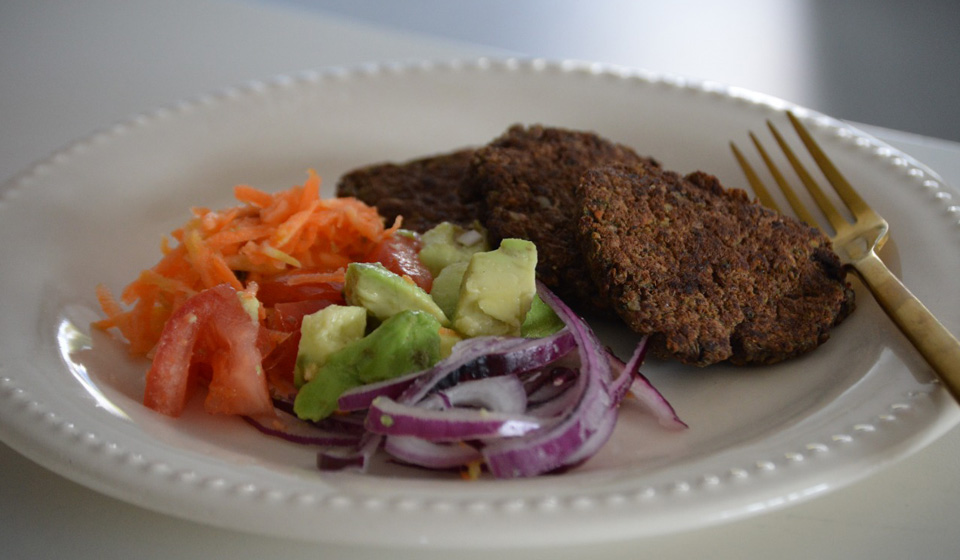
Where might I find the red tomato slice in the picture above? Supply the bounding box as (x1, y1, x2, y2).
(365, 234, 433, 292)
(266, 299, 337, 332)
(144, 284, 273, 417)
(256, 278, 344, 307)
(261, 331, 300, 399)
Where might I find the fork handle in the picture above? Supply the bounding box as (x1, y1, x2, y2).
(853, 251, 960, 402)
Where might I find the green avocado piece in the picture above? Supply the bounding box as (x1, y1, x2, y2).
(293, 310, 441, 421)
(453, 238, 537, 338)
(429, 260, 468, 319)
(418, 222, 490, 277)
(520, 294, 565, 338)
(344, 262, 449, 326)
(293, 305, 367, 387)
(438, 326, 463, 359)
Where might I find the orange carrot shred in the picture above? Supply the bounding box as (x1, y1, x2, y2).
(283, 269, 347, 285)
(93, 284, 124, 328)
(299, 169, 321, 208)
(94, 170, 398, 355)
(234, 184, 274, 208)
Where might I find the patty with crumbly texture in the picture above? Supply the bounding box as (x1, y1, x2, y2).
(336, 149, 478, 233)
(577, 163, 854, 366)
(465, 124, 655, 310)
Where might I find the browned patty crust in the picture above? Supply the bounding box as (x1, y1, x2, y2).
(466, 124, 655, 309)
(335, 148, 478, 233)
(577, 163, 854, 366)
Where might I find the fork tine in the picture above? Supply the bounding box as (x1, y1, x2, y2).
(730, 141, 782, 211)
(746, 131, 820, 226)
(786, 111, 871, 219)
(766, 119, 848, 232)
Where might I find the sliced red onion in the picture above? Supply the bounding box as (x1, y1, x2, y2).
(365, 396, 544, 441)
(243, 411, 361, 447)
(317, 330, 574, 473)
(525, 379, 579, 419)
(336, 368, 425, 412)
(554, 337, 651, 470)
(628, 374, 688, 430)
(383, 436, 482, 469)
(607, 337, 687, 430)
(398, 329, 576, 405)
(525, 366, 578, 406)
(317, 433, 382, 472)
(456, 229, 484, 246)
(608, 336, 650, 400)
(553, 404, 618, 470)
(419, 375, 528, 414)
(271, 396, 367, 432)
(337, 331, 574, 414)
(481, 283, 616, 478)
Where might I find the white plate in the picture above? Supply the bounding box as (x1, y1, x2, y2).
(1, 58, 958, 548)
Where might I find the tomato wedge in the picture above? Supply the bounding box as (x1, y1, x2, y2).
(261, 331, 301, 400)
(365, 233, 433, 292)
(144, 284, 273, 417)
(257, 279, 345, 306)
(266, 299, 338, 332)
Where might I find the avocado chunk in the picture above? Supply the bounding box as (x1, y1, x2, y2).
(520, 294, 565, 338)
(294, 305, 367, 387)
(429, 260, 468, 319)
(437, 327, 463, 359)
(293, 310, 442, 421)
(418, 222, 490, 277)
(344, 262, 449, 326)
(453, 238, 538, 337)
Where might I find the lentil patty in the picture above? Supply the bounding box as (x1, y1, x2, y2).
(465, 124, 654, 309)
(336, 148, 478, 233)
(576, 163, 854, 366)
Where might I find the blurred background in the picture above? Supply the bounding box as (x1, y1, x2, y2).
(274, 0, 960, 142)
(3, 0, 959, 186)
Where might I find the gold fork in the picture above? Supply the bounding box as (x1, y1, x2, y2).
(731, 111, 960, 402)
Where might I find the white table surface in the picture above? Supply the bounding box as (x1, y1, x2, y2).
(3, 1, 960, 558)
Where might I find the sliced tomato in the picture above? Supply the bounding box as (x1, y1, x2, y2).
(265, 299, 337, 332)
(256, 278, 344, 307)
(144, 284, 273, 417)
(261, 331, 300, 400)
(365, 233, 433, 292)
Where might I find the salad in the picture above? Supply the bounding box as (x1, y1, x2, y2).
(95, 170, 684, 479)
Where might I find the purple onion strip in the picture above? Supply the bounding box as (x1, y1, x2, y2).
(628, 374, 688, 430)
(398, 329, 576, 405)
(366, 396, 543, 441)
(482, 283, 615, 478)
(317, 432, 382, 472)
(383, 436, 482, 470)
(419, 375, 528, 414)
(243, 413, 361, 447)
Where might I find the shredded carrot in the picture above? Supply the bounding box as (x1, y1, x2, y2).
(95, 170, 396, 355)
(233, 184, 274, 208)
(281, 269, 347, 285)
(93, 283, 125, 329)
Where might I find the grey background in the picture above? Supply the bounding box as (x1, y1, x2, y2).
(274, 0, 960, 142)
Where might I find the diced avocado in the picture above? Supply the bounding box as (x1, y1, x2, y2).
(520, 294, 565, 337)
(429, 260, 468, 319)
(438, 327, 463, 359)
(293, 310, 441, 421)
(344, 262, 449, 326)
(236, 290, 261, 323)
(418, 222, 490, 276)
(293, 305, 367, 387)
(453, 238, 537, 338)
